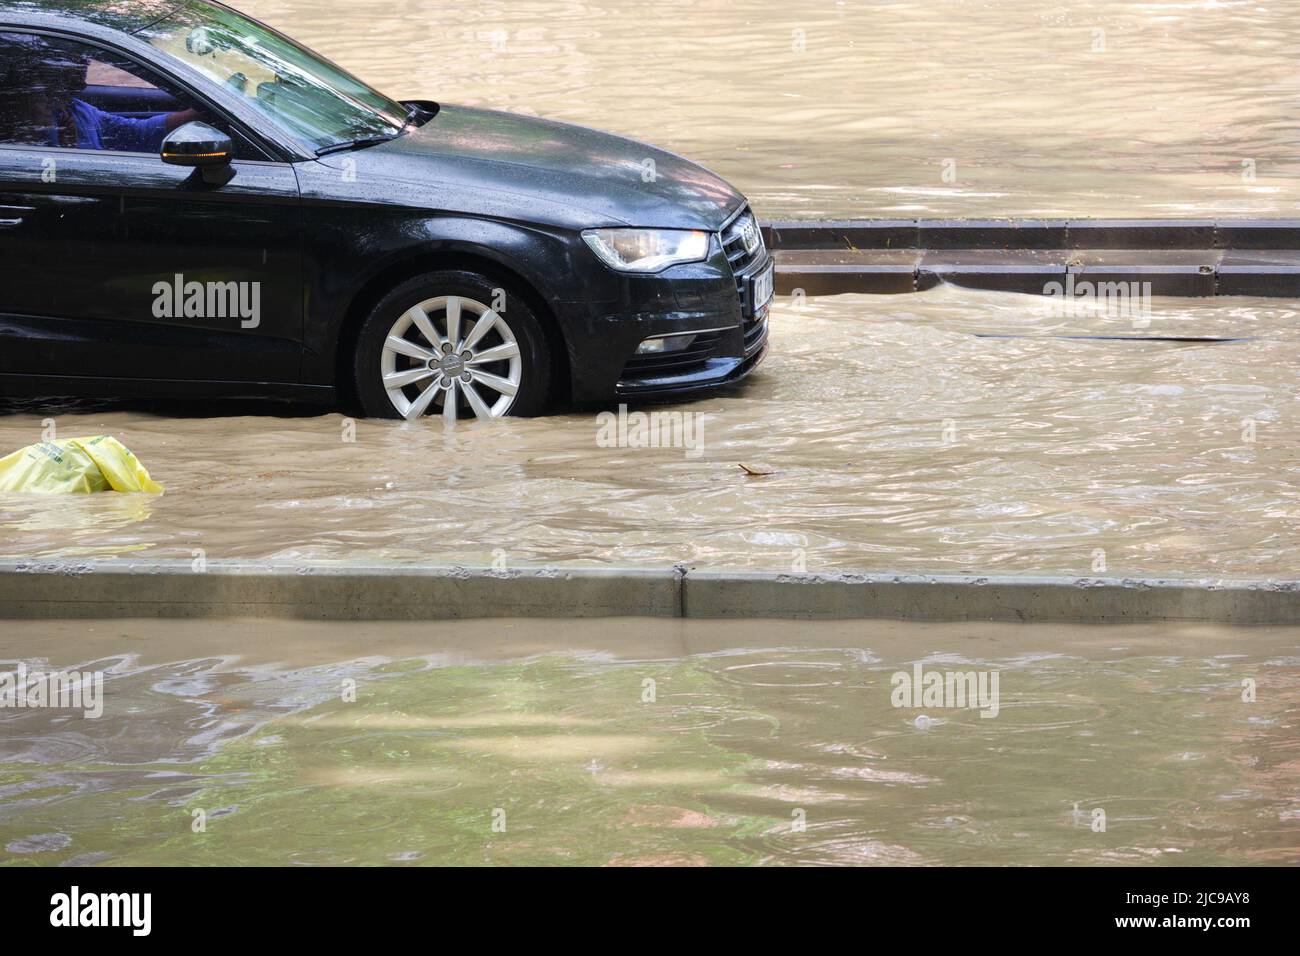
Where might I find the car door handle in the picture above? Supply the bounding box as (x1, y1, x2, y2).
(0, 205, 35, 227)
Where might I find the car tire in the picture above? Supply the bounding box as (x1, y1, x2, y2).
(353, 270, 554, 420)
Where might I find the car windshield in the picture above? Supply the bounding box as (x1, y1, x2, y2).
(139, 2, 409, 152)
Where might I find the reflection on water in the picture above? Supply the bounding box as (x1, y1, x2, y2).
(0, 618, 1295, 866)
(3, 287, 1298, 576)
(238, 0, 1300, 218)
(0, 493, 154, 547)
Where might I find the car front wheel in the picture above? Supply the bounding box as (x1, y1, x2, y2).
(353, 270, 554, 420)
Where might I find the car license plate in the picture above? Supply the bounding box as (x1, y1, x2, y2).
(750, 263, 774, 313)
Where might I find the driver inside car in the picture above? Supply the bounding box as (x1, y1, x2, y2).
(8, 36, 200, 152)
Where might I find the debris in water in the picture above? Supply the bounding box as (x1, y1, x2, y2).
(0, 436, 162, 494)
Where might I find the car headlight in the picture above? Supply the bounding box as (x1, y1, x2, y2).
(581, 228, 710, 274)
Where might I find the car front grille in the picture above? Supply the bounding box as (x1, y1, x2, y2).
(721, 208, 765, 303)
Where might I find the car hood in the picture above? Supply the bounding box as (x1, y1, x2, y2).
(327, 104, 747, 231)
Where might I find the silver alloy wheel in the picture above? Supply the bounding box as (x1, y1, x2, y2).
(380, 295, 522, 421)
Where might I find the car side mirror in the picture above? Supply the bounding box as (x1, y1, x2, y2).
(161, 121, 233, 170)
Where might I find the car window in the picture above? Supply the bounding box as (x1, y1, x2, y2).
(0, 31, 255, 158)
(87, 58, 156, 90)
(138, 4, 409, 153)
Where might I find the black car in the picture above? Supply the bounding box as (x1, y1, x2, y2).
(0, 0, 771, 420)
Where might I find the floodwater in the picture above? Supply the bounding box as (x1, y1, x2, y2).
(239, 0, 1300, 218)
(7, 2, 1295, 574)
(1, 617, 1296, 866)
(2, 287, 1298, 577)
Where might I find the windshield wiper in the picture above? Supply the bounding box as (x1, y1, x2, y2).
(315, 135, 394, 157)
(315, 106, 429, 157)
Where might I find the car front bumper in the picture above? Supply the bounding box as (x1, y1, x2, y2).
(556, 237, 772, 404)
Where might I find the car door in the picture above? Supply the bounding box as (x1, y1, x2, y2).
(0, 30, 303, 386)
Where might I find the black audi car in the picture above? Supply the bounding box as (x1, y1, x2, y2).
(0, 0, 771, 420)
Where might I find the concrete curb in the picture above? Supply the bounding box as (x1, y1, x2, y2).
(683, 571, 1300, 624)
(0, 561, 680, 620)
(760, 218, 1300, 251)
(760, 218, 1300, 297)
(2, 561, 1298, 625)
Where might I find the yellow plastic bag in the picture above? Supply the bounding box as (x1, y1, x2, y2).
(0, 436, 163, 494)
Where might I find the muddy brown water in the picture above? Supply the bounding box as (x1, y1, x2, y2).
(0, 617, 1296, 866)
(7, 2, 1297, 573)
(2, 288, 1298, 577)
(240, 0, 1300, 219)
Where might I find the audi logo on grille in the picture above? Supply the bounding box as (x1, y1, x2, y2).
(738, 215, 762, 255)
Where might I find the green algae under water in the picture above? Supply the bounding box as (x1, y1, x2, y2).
(2, 618, 1296, 866)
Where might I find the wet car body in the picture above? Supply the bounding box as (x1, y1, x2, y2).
(0, 0, 771, 411)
